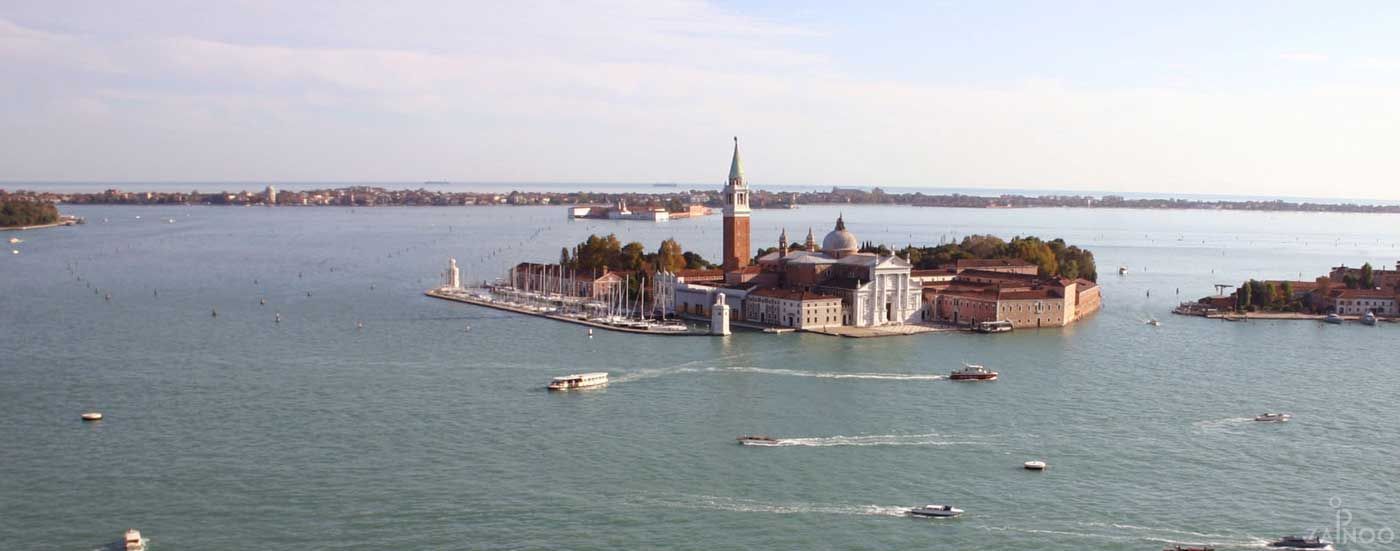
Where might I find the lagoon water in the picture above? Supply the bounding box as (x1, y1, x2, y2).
(3, 204, 1400, 550)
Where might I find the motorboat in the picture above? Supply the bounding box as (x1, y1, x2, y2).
(909, 504, 963, 518)
(1146, 318, 1161, 326)
(81, 412, 103, 421)
(1023, 460, 1047, 471)
(7, 237, 20, 244)
(1323, 313, 1343, 324)
(1362, 311, 1378, 326)
(1254, 413, 1291, 422)
(1162, 546, 1216, 551)
(736, 435, 781, 446)
(124, 529, 145, 551)
(1267, 535, 1329, 548)
(547, 372, 608, 391)
(1118, 266, 1128, 275)
(949, 364, 998, 381)
(974, 320, 1013, 333)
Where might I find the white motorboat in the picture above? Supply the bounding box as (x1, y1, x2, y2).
(1146, 318, 1161, 326)
(81, 412, 103, 421)
(1323, 313, 1343, 324)
(1254, 413, 1291, 422)
(7, 237, 20, 244)
(1362, 311, 1378, 326)
(1023, 460, 1047, 470)
(1118, 266, 1128, 275)
(547, 372, 608, 391)
(909, 504, 963, 518)
(124, 529, 145, 551)
(736, 435, 781, 446)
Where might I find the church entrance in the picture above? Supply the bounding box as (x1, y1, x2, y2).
(885, 302, 892, 323)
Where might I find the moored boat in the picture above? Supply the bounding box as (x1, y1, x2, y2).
(949, 364, 998, 381)
(736, 435, 780, 446)
(124, 529, 145, 551)
(909, 504, 963, 518)
(1266, 535, 1329, 548)
(1162, 546, 1216, 551)
(1362, 311, 1377, 326)
(974, 320, 1013, 333)
(1324, 313, 1343, 324)
(1254, 412, 1291, 422)
(547, 372, 608, 391)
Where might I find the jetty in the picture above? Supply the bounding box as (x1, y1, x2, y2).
(424, 288, 710, 336)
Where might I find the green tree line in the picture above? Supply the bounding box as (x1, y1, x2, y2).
(899, 235, 1098, 281)
(0, 200, 59, 227)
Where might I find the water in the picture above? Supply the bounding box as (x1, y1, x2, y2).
(3, 204, 1399, 550)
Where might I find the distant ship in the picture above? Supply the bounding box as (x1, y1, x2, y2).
(736, 435, 780, 446)
(909, 504, 963, 518)
(1266, 535, 1328, 548)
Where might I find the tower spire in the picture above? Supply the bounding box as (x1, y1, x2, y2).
(805, 228, 816, 252)
(779, 228, 788, 257)
(728, 136, 744, 185)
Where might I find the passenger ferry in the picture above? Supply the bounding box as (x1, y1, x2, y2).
(949, 364, 998, 381)
(546, 372, 608, 391)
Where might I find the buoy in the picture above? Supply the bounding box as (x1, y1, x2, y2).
(1024, 460, 1047, 470)
(81, 412, 103, 421)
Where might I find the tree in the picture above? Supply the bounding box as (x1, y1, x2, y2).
(1360, 263, 1375, 288)
(1239, 281, 1252, 310)
(560, 247, 570, 267)
(682, 251, 715, 269)
(1343, 273, 1359, 289)
(619, 242, 646, 271)
(1265, 282, 1279, 309)
(1281, 281, 1294, 310)
(656, 238, 686, 273)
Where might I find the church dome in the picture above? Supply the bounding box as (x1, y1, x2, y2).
(822, 215, 858, 257)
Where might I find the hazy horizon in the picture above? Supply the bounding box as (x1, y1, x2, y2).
(5, 2, 1400, 199)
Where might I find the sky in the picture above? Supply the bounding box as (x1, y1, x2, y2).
(3, 1, 1400, 199)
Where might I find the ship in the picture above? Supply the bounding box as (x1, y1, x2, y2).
(736, 435, 781, 446)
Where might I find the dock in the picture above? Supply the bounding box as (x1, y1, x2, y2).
(424, 288, 712, 336)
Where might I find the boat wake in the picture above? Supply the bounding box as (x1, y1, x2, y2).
(610, 365, 944, 384)
(650, 495, 912, 517)
(984, 523, 1268, 547)
(1191, 417, 1254, 432)
(753, 433, 988, 447)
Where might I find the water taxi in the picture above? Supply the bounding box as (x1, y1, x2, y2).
(736, 435, 781, 446)
(1362, 311, 1378, 326)
(1323, 313, 1343, 324)
(909, 504, 963, 518)
(1254, 412, 1291, 422)
(974, 320, 1013, 333)
(547, 372, 608, 391)
(81, 412, 103, 421)
(124, 529, 146, 551)
(949, 364, 998, 381)
(1266, 535, 1329, 548)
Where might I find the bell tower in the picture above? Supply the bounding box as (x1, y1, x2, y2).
(722, 137, 751, 271)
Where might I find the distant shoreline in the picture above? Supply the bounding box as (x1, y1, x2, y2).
(5, 186, 1399, 214)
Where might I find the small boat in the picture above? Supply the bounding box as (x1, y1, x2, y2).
(1324, 313, 1343, 324)
(974, 320, 1013, 333)
(1146, 318, 1161, 326)
(1023, 460, 1047, 470)
(10, 249, 17, 255)
(124, 529, 145, 551)
(1118, 266, 1128, 275)
(1254, 413, 1291, 422)
(737, 435, 781, 446)
(1362, 311, 1377, 326)
(909, 504, 963, 518)
(949, 364, 998, 381)
(1266, 535, 1329, 548)
(547, 372, 608, 391)
(1162, 546, 1216, 551)
(7, 237, 20, 244)
(81, 412, 103, 421)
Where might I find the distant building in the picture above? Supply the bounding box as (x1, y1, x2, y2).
(1330, 262, 1400, 290)
(923, 269, 1101, 328)
(265, 185, 277, 205)
(1329, 288, 1398, 315)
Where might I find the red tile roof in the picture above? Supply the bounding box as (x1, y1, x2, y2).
(749, 287, 841, 301)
